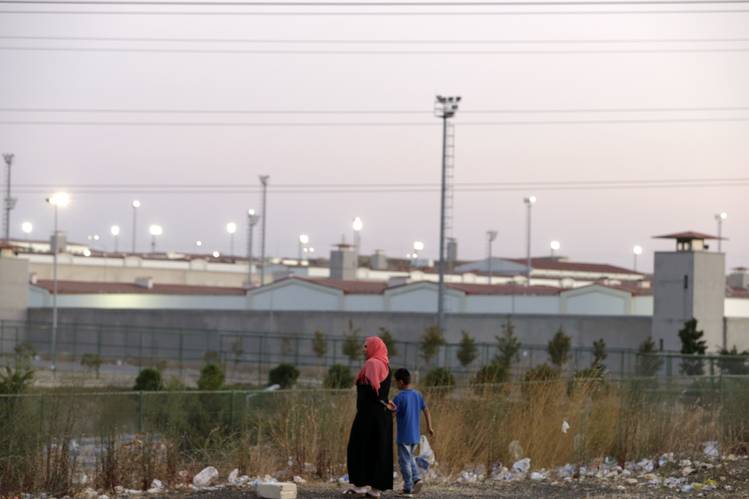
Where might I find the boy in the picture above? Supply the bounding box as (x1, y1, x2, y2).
(388, 368, 434, 497)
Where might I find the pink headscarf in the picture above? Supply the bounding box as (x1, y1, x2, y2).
(356, 336, 390, 393)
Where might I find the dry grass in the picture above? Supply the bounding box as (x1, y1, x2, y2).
(1, 378, 748, 495)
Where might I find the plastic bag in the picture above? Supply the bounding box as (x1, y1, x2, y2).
(415, 434, 435, 473)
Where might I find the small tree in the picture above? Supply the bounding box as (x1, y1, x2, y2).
(203, 351, 220, 364)
(636, 337, 663, 377)
(81, 353, 103, 378)
(592, 338, 607, 370)
(422, 367, 455, 388)
(312, 330, 328, 363)
(197, 363, 225, 391)
(342, 320, 362, 365)
(457, 331, 478, 369)
(421, 325, 446, 365)
(133, 368, 163, 391)
(548, 328, 571, 368)
(496, 319, 521, 368)
(269, 363, 300, 389)
(679, 318, 707, 375)
(378, 327, 398, 357)
(324, 364, 354, 389)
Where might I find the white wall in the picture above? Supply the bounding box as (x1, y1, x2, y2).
(385, 286, 464, 313)
(726, 298, 749, 318)
(565, 292, 629, 315)
(28, 288, 247, 310)
(463, 295, 559, 314)
(344, 295, 385, 312)
(248, 281, 341, 311)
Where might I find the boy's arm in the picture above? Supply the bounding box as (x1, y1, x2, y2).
(423, 406, 435, 437)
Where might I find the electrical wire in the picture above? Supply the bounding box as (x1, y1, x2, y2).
(2, 35, 749, 44)
(3, 0, 749, 5)
(3, 45, 749, 53)
(2, 8, 748, 14)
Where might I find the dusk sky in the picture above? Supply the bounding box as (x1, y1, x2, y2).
(1, 3, 747, 273)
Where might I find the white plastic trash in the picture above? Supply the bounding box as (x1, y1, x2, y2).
(561, 419, 570, 434)
(193, 466, 219, 487)
(703, 441, 720, 459)
(415, 435, 436, 473)
(512, 458, 531, 474)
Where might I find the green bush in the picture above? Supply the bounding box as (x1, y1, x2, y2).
(422, 367, 455, 387)
(324, 364, 354, 389)
(0, 365, 33, 394)
(473, 361, 509, 385)
(133, 368, 163, 391)
(197, 363, 225, 391)
(342, 320, 362, 364)
(312, 330, 328, 360)
(269, 363, 300, 389)
(635, 337, 663, 377)
(523, 363, 559, 384)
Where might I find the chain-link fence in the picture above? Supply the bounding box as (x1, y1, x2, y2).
(2, 320, 747, 385)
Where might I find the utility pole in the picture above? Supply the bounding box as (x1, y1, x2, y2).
(259, 175, 270, 286)
(487, 230, 498, 285)
(247, 209, 259, 287)
(524, 196, 536, 286)
(434, 95, 460, 333)
(3, 153, 16, 242)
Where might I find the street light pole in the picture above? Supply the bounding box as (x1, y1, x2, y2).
(259, 175, 269, 285)
(247, 209, 259, 287)
(46, 192, 69, 372)
(226, 222, 237, 256)
(434, 95, 460, 333)
(487, 230, 498, 285)
(298, 234, 309, 262)
(715, 212, 727, 252)
(149, 224, 162, 252)
(131, 200, 140, 253)
(3, 153, 16, 242)
(633, 245, 643, 271)
(523, 196, 536, 286)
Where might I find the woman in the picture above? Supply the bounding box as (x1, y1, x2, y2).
(344, 336, 393, 497)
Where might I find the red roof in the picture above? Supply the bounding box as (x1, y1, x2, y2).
(507, 257, 641, 276)
(654, 231, 722, 240)
(572, 281, 653, 296)
(291, 277, 388, 295)
(32, 280, 247, 296)
(727, 287, 749, 299)
(447, 283, 561, 296)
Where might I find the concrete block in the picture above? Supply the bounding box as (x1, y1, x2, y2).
(257, 482, 297, 499)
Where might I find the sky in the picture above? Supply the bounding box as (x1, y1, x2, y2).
(1, 2, 748, 273)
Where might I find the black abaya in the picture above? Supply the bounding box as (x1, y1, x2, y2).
(346, 369, 393, 491)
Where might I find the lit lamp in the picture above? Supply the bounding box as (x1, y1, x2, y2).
(110, 225, 121, 252)
(246, 208, 260, 287)
(45, 191, 70, 372)
(131, 200, 141, 253)
(633, 245, 643, 272)
(413, 241, 424, 261)
(21, 221, 32, 250)
(550, 240, 561, 257)
(226, 221, 237, 256)
(148, 224, 163, 253)
(298, 233, 310, 261)
(352, 216, 363, 255)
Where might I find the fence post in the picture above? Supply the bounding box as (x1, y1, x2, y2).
(257, 335, 263, 386)
(619, 351, 625, 378)
(138, 391, 144, 433)
(97, 326, 102, 357)
(178, 333, 184, 378)
(666, 356, 672, 378)
(138, 332, 143, 369)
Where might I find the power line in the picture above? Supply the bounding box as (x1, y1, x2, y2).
(3, 0, 749, 5)
(2, 117, 749, 125)
(2, 8, 748, 14)
(3, 45, 749, 54)
(3, 34, 749, 44)
(2, 105, 749, 114)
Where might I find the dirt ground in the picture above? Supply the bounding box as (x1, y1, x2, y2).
(182, 455, 749, 499)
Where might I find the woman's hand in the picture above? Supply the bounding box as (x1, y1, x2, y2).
(386, 401, 397, 412)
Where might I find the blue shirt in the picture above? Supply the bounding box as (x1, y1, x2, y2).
(393, 388, 426, 445)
